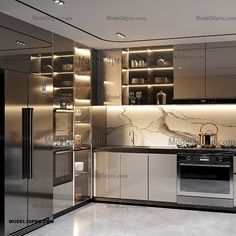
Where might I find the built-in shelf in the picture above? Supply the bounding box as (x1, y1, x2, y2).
(122, 46, 174, 105)
(75, 122, 91, 125)
(54, 109, 74, 113)
(31, 54, 73, 59)
(32, 72, 52, 76)
(122, 84, 174, 88)
(123, 67, 173, 72)
(54, 71, 73, 75)
(54, 87, 74, 90)
(122, 48, 174, 54)
(75, 172, 89, 177)
(73, 47, 92, 205)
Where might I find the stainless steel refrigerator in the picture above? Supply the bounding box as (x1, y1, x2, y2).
(3, 69, 53, 235)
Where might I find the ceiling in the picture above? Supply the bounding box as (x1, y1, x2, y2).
(1, 0, 236, 49)
(0, 12, 53, 55)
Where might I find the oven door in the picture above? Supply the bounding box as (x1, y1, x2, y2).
(177, 162, 233, 199)
(54, 150, 73, 186)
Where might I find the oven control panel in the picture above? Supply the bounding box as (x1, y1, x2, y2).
(178, 153, 233, 165)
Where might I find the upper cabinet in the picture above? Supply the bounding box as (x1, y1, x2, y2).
(174, 44, 205, 99)
(121, 47, 174, 105)
(96, 49, 122, 105)
(96, 41, 236, 104)
(174, 41, 236, 100)
(206, 42, 236, 99)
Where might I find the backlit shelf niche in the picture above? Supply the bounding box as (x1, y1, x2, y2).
(31, 52, 74, 110)
(73, 47, 92, 205)
(122, 47, 174, 105)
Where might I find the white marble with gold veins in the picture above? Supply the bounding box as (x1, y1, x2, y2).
(106, 105, 236, 146)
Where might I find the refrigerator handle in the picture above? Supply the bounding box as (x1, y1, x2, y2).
(28, 108, 33, 179)
(22, 108, 28, 179)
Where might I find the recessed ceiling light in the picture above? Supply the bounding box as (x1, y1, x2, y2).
(116, 32, 126, 39)
(58, 1, 65, 5)
(16, 40, 27, 46)
(53, 0, 65, 5)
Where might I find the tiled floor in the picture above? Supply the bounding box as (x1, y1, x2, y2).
(27, 203, 236, 236)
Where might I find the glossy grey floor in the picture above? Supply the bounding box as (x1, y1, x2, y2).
(27, 203, 236, 236)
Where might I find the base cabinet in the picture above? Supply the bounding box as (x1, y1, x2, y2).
(94, 152, 121, 198)
(94, 151, 176, 203)
(234, 176, 236, 207)
(121, 153, 148, 200)
(53, 182, 73, 214)
(234, 157, 236, 207)
(149, 154, 177, 202)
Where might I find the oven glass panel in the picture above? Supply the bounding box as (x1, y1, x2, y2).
(180, 166, 230, 194)
(55, 154, 65, 179)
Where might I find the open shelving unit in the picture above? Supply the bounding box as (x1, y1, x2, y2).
(31, 45, 92, 209)
(53, 52, 74, 110)
(73, 47, 92, 205)
(31, 52, 75, 110)
(122, 47, 174, 105)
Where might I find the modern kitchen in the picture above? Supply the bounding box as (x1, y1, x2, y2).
(1, 1, 236, 236)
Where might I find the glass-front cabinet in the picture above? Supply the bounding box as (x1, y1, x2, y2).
(74, 149, 91, 204)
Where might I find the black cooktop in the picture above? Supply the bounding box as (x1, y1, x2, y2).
(221, 144, 236, 149)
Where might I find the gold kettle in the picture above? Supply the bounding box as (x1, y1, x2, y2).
(199, 122, 219, 148)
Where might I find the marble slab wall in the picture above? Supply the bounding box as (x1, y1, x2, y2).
(106, 105, 236, 147)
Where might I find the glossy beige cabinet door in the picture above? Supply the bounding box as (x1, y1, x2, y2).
(53, 182, 73, 214)
(206, 42, 236, 99)
(149, 154, 177, 202)
(174, 44, 206, 99)
(121, 153, 148, 200)
(94, 152, 121, 198)
(234, 176, 236, 207)
(234, 156, 236, 207)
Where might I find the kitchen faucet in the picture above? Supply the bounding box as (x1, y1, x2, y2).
(129, 131, 135, 146)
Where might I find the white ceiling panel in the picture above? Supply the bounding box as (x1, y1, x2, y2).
(1, 0, 236, 49)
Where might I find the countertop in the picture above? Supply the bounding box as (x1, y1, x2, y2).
(94, 145, 236, 154)
(53, 146, 90, 152)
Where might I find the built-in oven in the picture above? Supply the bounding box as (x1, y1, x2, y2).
(177, 153, 233, 208)
(53, 150, 73, 186)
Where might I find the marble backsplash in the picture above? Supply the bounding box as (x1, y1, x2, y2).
(106, 105, 236, 147)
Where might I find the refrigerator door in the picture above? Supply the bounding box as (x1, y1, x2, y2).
(27, 74, 53, 223)
(4, 70, 28, 235)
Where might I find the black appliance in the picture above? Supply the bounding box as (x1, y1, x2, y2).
(221, 144, 236, 149)
(177, 152, 233, 208)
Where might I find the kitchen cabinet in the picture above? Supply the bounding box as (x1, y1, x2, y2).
(206, 42, 236, 99)
(53, 182, 73, 214)
(74, 149, 91, 204)
(234, 156, 236, 207)
(234, 176, 236, 207)
(121, 153, 148, 200)
(94, 152, 121, 198)
(174, 42, 236, 100)
(121, 47, 174, 105)
(174, 44, 206, 99)
(149, 154, 177, 202)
